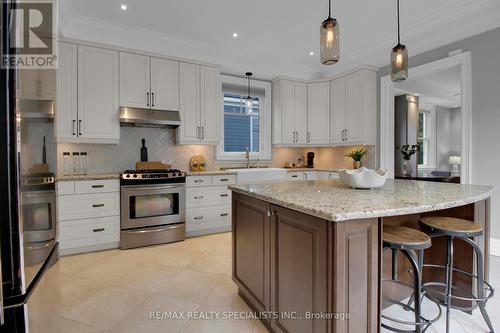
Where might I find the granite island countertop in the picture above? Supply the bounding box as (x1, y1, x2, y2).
(229, 179, 495, 222)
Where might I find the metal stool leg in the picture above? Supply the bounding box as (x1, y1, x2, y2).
(445, 236, 454, 333)
(402, 249, 423, 333)
(465, 236, 495, 332)
(392, 248, 398, 281)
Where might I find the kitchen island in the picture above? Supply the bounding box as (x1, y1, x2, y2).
(229, 179, 494, 333)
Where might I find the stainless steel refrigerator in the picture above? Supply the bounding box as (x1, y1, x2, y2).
(1, 2, 59, 331)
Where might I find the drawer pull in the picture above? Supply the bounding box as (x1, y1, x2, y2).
(92, 184, 104, 188)
(291, 175, 298, 178)
(220, 213, 229, 217)
(93, 228, 105, 232)
(219, 178, 229, 182)
(194, 180, 204, 183)
(92, 204, 105, 208)
(194, 195, 204, 200)
(220, 194, 229, 197)
(194, 216, 203, 220)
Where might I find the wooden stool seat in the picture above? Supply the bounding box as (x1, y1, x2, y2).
(383, 225, 431, 250)
(420, 217, 483, 237)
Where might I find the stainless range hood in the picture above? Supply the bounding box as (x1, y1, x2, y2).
(119, 107, 181, 128)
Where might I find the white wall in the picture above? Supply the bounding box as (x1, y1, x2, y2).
(378, 26, 500, 239)
(435, 107, 462, 171)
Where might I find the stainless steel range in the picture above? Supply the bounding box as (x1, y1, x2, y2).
(120, 169, 186, 249)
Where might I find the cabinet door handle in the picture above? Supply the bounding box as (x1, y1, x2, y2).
(92, 204, 105, 208)
(146, 92, 150, 106)
(345, 129, 348, 141)
(267, 210, 271, 217)
(194, 179, 203, 183)
(201, 127, 205, 140)
(219, 178, 229, 182)
(194, 195, 204, 199)
(72, 120, 76, 136)
(220, 194, 229, 197)
(220, 213, 229, 217)
(194, 216, 203, 220)
(151, 92, 155, 107)
(91, 184, 104, 188)
(307, 132, 311, 143)
(78, 120, 82, 136)
(197, 126, 200, 139)
(93, 228, 105, 232)
(291, 175, 298, 178)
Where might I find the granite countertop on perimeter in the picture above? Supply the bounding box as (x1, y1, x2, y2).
(229, 179, 495, 222)
(56, 174, 120, 181)
(185, 170, 237, 176)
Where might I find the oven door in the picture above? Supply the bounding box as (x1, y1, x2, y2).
(121, 184, 185, 230)
(21, 190, 56, 243)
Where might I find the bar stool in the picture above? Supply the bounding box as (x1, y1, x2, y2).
(382, 225, 441, 333)
(419, 217, 495, 333)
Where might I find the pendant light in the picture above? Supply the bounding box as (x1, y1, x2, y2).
(245, 72, 253, 108)
(391, 0, 408, 82)
(320, 0, 340, 65)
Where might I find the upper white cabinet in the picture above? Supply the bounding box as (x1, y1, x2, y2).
(307, 82, 330, 145)
(119, 52, 179, 110)
(273, 79, 308, 145)
(330, 69, 376, 145)
(18, 68, 55, 100)
(56, 43, 120, 144)
(177, 62, 221, 145)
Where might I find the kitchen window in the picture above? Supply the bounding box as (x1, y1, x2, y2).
(216, 75, 271, 161)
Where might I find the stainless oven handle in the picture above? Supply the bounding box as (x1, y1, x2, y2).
(122, 185, 185, 191)
(22, 190, 55, 197)
(26, 241, 53, 250)
(122, 224, 184, 234)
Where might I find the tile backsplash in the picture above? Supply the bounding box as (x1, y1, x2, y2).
(57, 127, 375, 175)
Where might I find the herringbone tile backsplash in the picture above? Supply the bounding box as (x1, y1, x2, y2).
(57, 127, 213, 174)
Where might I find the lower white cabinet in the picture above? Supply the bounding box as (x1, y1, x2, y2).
(57, 179, 120, 255)
(317, 171, 340, 180)
(185, 174, 234, 236)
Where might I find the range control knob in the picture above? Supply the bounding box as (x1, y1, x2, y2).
(133, 174, 137, 178)
(126, 174, 130, 178)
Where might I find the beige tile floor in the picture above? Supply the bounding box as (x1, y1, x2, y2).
(27, 232, 499, 333)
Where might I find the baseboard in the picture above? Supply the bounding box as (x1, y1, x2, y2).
(491, 237, 500, 257)
(186, 226, 231, 238)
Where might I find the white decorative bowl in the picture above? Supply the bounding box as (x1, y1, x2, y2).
(338, 167, 388, 189)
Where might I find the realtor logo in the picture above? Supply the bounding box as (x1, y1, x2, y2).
(2, 0, 58, 69)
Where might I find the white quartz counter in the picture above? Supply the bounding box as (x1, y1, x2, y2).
(229, 179, 495, 222)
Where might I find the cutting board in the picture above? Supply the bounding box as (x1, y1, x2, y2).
(136, 161, 171, 171)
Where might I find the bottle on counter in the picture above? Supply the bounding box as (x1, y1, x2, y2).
(72, 152, 80, 175)
(80, 152, 88, 175)
(63, 152, 72, 175)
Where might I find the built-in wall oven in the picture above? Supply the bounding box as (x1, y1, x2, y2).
(120, 169, 186, 249)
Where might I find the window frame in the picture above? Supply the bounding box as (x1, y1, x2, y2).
(215, 75, 272, 161)
(417, 106, 437, 171)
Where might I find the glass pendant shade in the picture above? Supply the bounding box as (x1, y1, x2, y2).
(320, 17, 340, 65)
(391, 43, 408, 82)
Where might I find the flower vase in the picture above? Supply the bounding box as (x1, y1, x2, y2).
(353, 161, 362, 169)
(402, 160, 412, 176)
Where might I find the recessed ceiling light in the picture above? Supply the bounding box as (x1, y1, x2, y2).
(120, 4, 127, 10)
(309, 51, 314, 56)
(232, 33, 238, 38)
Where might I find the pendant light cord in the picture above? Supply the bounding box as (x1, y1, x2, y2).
(397, 0, 401, 44)
(328, 0, 331, 18)
(247, 75, 250, 97)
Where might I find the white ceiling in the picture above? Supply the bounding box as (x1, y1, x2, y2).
(58, 0, 500, 80)
(395, 65, 462, 108)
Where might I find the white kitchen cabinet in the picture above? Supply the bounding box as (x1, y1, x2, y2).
(307, 82, 330, 144)
(56, 43, 120, 144)
(317, 171, 339, 180)
(57, 179, 120, 255)
(119, 52, 150, 108)
(178, 63, 220, 145)
(330, 69, 376, 145)
(185, 174, 234, 236)
(151, 57, 180, 111)
(78, 46, 120, 142)
(273, 79, 307, 145)
(17, 68, 55, 100)
(288, 171, 317, 180)
(119, 53, 180, 111)
(56, 42, 78, 141)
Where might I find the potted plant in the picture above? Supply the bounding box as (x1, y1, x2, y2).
(345, 147, 368, 169)
(399, 144, 419, 176)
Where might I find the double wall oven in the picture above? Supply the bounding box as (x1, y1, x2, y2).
(120, 169, 186, 249)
